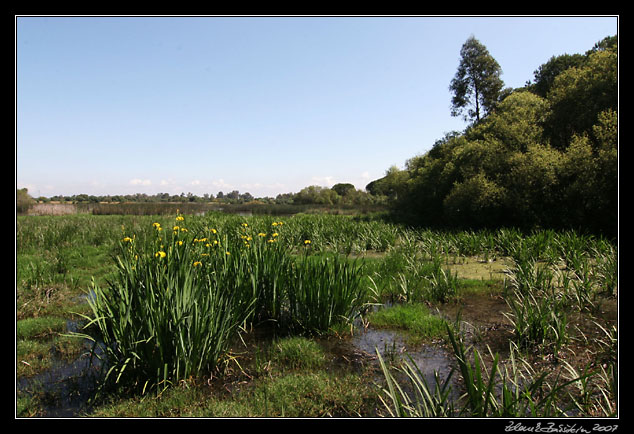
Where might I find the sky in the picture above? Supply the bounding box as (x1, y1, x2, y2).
(15, 15, 618, 198)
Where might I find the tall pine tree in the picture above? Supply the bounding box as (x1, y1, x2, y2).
(449, 36, 504, 123)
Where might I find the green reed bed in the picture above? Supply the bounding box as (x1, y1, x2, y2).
(72, 214, 370, 395)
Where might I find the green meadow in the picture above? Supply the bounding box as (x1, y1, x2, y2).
(16, 211, 617, 418)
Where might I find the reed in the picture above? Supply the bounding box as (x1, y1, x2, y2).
(72, 214, 370, 393)
(287, 253, 368, 334)
(377, 325, 591, 418)
(75, 219, 256, 395)
(376, 349, 455, 417)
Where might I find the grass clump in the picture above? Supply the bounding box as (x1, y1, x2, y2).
(16, 317, 68, 340)
(368, 303, 448, 343)
(270, 336, 327, 371)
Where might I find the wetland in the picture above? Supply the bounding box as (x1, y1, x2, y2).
(15, 212, 618, 418)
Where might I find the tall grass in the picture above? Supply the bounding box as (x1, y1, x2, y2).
(377, 349, 455, 417)
(75, 220, 256, 395)
(72, 214, 369, 394)
(288, 253, 368, 334)
(378, 325, 598, 418)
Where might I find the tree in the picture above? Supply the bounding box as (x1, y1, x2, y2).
(467, 90, 549, 152)
(331, 183, 355, 197)
(17, 188, 35, 214)
(240, 192, 254, 202)
(366, 166, 408, 200)
(226, 190, 240, 200)
(449, 36, 504, 123)
(528, 53, 585, 98)
(543, 47, 617, 150)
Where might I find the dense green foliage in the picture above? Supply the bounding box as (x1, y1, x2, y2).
(370, 35, 617, 238)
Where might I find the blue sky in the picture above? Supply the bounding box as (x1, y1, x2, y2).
(16, 15, 618, 198)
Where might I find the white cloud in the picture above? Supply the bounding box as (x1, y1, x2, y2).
(129, 178, 152, 186)
(310, 175, 335, 187)
(212, 179, 233, 190)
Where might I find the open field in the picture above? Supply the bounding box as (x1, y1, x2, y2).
(16, 212, 617, 418)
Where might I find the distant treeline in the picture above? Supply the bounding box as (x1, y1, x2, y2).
(38, 182, 383, 207)
(366, 35, 618, 238)
(17, 183, 387, 216)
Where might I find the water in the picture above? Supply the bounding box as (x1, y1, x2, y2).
(349, 325, 462, 403)
(16, 321, 104, 418)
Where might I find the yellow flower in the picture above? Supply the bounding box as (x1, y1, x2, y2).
(176, 215, 185, 221)
(226, 251, 231, 255)
(258, 233, 266, 237)
(122, 236, 133, 243)
(267, 239, 275, 243)
(173, 226, 180, 231)
(241, 223, 248, 227)
(211, 228, 217, 234)
(155, 251, 166, 258)
(180, 227, 188, 232)
(205, 243, 212, 248)
(193, 261, 202, 267)
(177, 241, 183, 246)
(304, 240, 311, 245)
(272, 233, 279, 237)
(272, 222, 278, 227)
(153, 222, 162, 230)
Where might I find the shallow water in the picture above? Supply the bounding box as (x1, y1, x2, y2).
(348, 325, 462, 403)
(17, 345, 102, 417)
(16, 321, 104, 418)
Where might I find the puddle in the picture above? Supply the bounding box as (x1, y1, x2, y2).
(16, 321, 105, 417)
(343, 324, 463, 404)
(17, 353, 102, 417)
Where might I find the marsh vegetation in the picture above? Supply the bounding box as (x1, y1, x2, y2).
(16, 212, 617, 418)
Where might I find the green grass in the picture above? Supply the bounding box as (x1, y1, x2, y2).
(88, 371, 378, 417)
(368, 303, 448, 344)
(270, 336, 327, 371)
(16, 317, 67, 340)
(86, 335, 379, 418)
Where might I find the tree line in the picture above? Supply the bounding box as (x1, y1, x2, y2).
(18, 182, 384, 209)
(367, 35, 617, 238)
